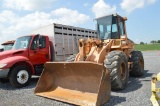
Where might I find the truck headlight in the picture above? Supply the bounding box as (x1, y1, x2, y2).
(0, 63, 7, 68)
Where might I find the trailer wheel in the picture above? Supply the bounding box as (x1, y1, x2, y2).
(66, 54, 76, 62)
(104, 51, 129, 90)
(9, 65, 31, 88)
(129, 51, 144, 77)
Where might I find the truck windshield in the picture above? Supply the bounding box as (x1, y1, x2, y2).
(12, 36, 31, 50)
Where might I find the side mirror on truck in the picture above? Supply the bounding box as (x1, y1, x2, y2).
(38, 35, 46, 49)
(38, 44, 42, 49)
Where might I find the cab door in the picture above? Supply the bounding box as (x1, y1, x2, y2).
(29, 35, 50, 65)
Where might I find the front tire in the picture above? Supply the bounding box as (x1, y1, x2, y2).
(9, 65, 31, 88)
(104, 51, 129, 90)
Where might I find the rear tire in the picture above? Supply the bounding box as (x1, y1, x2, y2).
(129, 51, 144, 77)
(104, 51, 129, 90)
(66, 54, 76, 62)
(9, 65, 31, 88)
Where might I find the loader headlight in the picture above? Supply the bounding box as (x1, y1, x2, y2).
(0, 63, 7, 68)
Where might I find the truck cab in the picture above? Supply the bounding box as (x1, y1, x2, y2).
(0, 34, 50, 87)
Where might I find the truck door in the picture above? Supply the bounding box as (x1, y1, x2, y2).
(29, 35, 50, 66)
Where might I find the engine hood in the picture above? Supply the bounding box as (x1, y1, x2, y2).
(0, 49, 25, 61)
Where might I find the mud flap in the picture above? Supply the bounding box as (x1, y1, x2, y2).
(34, 62, 111, 106)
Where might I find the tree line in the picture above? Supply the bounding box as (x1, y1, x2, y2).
(140, 40, 160, 45)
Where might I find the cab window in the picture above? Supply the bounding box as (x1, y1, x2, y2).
(119, 20, 125, 36)
(39, 36, 46, 48)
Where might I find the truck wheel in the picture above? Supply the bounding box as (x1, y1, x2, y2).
(104, 51, 129, 90)
(9, 65, 31, 88)
(129, 51, 144, 77)
(66, 54, 76, 62)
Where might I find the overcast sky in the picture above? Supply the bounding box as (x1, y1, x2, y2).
(0, 0, 159, 48)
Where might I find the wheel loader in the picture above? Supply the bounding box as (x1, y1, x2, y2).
(34, 13, 144, 106)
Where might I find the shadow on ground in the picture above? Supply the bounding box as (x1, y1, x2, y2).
(103, 70, 153, 105)
(115, 70, 152, 93)
(141, 70, 153, 78)
(103, 95, 126, 106)
(0, 77, 39, 90)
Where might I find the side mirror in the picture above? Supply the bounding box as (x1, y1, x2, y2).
(39, 44, 43, 49)
(32, 41, 37, 50)
(33, 44, 37, 51)
(38, 35, 45, 49)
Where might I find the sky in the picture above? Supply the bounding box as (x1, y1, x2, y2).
(0, 0, 159, 48)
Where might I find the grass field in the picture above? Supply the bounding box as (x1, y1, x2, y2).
(135, 44, 160, 51)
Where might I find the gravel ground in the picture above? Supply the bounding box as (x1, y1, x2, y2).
(0, 51, 160, 106)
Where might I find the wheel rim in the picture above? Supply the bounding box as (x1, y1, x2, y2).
(17, 70, 29, 84)
(120, 62, 126, 80)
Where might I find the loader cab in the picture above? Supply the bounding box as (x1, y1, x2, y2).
(96, 14, 127, 40)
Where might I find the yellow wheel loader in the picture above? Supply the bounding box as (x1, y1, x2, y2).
(34, 14, 144, 106)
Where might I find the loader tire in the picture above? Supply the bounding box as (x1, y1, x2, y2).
(66, 54, 76, 62)
(9, 65, 31, 88)
(104, 51, 129, 90)
(129, 51, 144, 77)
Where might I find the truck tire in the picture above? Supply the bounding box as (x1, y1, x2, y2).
(104, 51, 129, 90)
(9, 65, 31, 88)
(66, 54, 76, 62)
(129, 51, 144, 77)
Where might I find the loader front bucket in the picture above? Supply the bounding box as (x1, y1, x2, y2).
(34, 62, 111, 106)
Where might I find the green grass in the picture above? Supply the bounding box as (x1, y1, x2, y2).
(135, 44, 160, 51)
